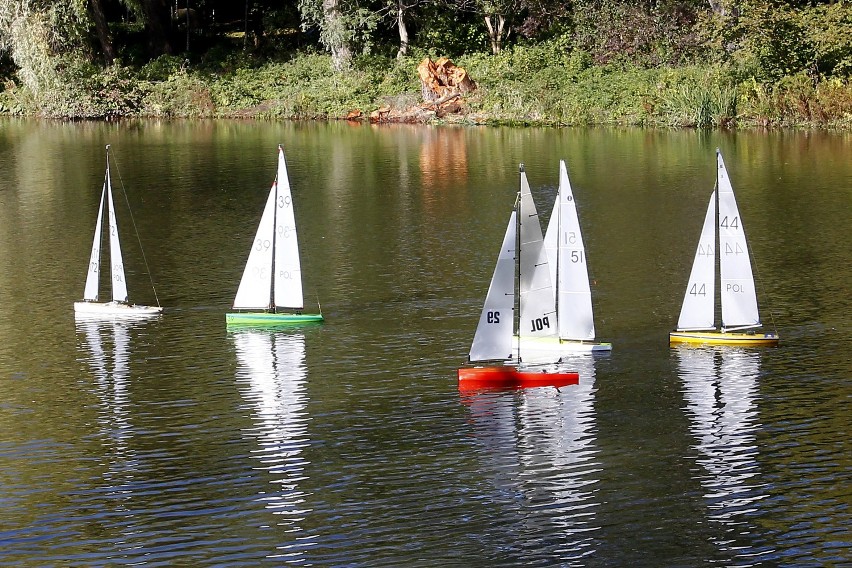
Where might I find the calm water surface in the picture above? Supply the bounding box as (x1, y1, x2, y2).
(0, 119, 849, 566)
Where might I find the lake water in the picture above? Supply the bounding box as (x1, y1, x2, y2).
(0, 119, 849, 566)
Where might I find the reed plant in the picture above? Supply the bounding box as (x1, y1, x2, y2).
(660, 78, 738, 128)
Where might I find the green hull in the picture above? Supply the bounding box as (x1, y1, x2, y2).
(226, 312, 324, 326)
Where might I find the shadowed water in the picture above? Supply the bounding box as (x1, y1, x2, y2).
(0, 120, 849, 566)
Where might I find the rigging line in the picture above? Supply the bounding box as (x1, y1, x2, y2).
(111, 150, 162, 308)
(744, 226, 777, 332)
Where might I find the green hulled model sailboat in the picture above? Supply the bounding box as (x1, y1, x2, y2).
(226, 145, 323, 327)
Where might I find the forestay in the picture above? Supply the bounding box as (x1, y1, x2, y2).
(676, 191, 716, 330)
(469, 212, 516, 362)
(83, 183, 106, 302)
(233, 179, 277, 310)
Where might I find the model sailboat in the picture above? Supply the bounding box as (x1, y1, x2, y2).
(528, 159, 611, 353)
(458, 165, 579, 390)
(670, 150, 778, 346)
(74, 145, 162, 318)
(226, 145, 323, 326)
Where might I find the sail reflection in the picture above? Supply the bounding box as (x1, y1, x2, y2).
(676, 346, 769, 559)
(76, 318, 137, 497)
(232, 330, 315, 560)
(464, 357, 600, 563)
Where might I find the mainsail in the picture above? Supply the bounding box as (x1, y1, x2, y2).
(717, 152, 760, 329)
(106, 166, 128, 303)
(552, 160, 595, 340)
(272, 148, 304, 310)
(518, 167, 558, 342)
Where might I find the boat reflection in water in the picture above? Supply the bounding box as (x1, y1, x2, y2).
(676, 346, 770, 562)
(462, 356, 601, 564)
(76, 318, 137, 511)
(232, 330, 315, 561)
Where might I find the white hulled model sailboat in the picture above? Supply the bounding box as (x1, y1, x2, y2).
(516, 160, 611, 354)
(74, 145, 162, 318)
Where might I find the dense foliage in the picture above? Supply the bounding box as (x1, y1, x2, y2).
(0, 0, 849, 128)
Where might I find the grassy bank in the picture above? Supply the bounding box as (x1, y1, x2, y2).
(1, 45, 850, 129)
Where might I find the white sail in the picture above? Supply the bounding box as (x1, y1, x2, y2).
(76, 146, 161, 317)
(554, 160, 595, 340)
(717, 151, 760, 329)
(272, 146, 304, 310)
(233, 182, 277, 309)
(106, 163, 128, 303)
(469, 212, 517, 362)
(518, 168, 558, 342)
(83, 185, 106, 302)
(676, 191, 717, 330)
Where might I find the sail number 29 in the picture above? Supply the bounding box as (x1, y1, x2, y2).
(486, 311, 501, 323)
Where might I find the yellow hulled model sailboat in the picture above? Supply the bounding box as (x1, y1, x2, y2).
(670, 150, 779, 346)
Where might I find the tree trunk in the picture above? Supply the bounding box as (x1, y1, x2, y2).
(323, 0, 351, 71)
(484, 14, 506, 55)
(708, 0, 738, 18)
(396, 0, 409, 59)
(139, 0, 173, 56)
(89, 0, 116, 64)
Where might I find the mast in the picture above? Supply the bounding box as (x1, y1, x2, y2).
(555, 168, 561, 339)
(270, 165, 279, 313)
(514, 178, 522, 364)
(714, 177, 720, 330)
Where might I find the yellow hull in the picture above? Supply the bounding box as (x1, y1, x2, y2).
(669, 330, 779, 346)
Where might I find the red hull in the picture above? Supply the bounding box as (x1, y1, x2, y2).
(458, 366, 580, 392)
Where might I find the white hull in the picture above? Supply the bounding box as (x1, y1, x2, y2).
(74, 301, 162, 318)
(514, 335, 612, 354)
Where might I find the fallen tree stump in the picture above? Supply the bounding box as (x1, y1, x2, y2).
(358, 58, 476, 124)
(417, 57, 476, 103)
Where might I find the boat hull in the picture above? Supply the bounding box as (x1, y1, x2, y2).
(514, 335, 612, 354)
(669, 330, 779, 346)
(225, 312, 324, 326)
(458, 365, 580, 391)
(74, 301, 162, 318)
